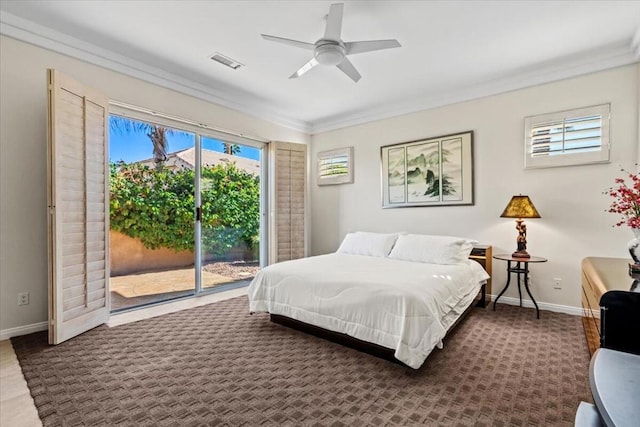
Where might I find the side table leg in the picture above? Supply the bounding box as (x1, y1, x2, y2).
(517, 270, 522, 307)
(523, 275, 540, 319)
(493, 263, 511, 311)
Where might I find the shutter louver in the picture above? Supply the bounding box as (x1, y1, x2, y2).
(530, 115, 603, 157)
(317, 147, 353, 185)
(319, 154, 349, 178)
(270, 142, 306, 263)
(48, 69, 110, 344)
(525, 104, 610, 169)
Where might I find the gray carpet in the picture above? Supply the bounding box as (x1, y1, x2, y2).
(12, 297, 592, 426)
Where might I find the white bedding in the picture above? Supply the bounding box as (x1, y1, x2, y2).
(248, 253, 490, 369)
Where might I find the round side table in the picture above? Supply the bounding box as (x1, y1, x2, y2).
(492, 254, 548, 319)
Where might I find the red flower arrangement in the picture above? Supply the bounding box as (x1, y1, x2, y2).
(607, 169, 640, 228)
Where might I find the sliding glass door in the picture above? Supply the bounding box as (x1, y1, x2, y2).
(109, 116, 196, 310)
(108, 114, 265, 312)
(198, 137, 263, 293)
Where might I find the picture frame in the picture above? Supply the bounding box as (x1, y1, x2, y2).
(380, 131, 474, 208)
(317, 146, 354, 186)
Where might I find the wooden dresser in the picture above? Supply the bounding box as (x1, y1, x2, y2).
(581, 257, 639, 356)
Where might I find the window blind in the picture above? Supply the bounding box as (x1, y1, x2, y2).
(524, 104, 610, 169)
(319, 154, 349, 178)
(317, 147, 353, 185)
(530, 115, 603, 156)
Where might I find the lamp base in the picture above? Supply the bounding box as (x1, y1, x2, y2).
(512, 251, 531, 259)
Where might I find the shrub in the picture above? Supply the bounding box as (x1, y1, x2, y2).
(110, 161, 260, 258)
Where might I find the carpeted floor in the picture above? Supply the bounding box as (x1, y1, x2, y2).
(12, 297, 591, 426)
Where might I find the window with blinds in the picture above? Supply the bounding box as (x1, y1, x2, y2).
(524, 104, 610, 169)
(317, 146, 353, 185)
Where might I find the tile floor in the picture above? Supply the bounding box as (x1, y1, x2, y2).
(0, 287, 248, 427)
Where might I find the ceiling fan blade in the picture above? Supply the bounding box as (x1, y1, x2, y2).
(289, 57, 319, 79)
(345, 39, 401, 55)
(336, 57, 361, 82)
(261, 34, 315, 50)
(324, 3, 344, 41)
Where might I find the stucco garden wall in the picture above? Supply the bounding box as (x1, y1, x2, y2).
(110, 230, 194, 276)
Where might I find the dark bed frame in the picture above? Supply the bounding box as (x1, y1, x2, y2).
(270, 246, 493, 367)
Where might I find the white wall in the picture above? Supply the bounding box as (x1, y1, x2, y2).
(310, 64, 639, 310)
(0, 35, 309, 335)
(1, 34, 636, 336)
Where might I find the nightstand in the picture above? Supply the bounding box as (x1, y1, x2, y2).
(470, 245, 492, 308)
(492, 254, 548, 318)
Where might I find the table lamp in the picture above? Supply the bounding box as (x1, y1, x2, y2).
(500, 195, 541, 259)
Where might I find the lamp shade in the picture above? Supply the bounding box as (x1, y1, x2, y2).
(500, 195, 541, 219)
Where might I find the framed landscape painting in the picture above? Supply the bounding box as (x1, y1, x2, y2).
(380, 131, 474, 208)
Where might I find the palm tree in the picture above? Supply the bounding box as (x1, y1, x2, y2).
(223, 142, 241, 155)
(110, 116, 171, 169)
(146, 125, 169, 167)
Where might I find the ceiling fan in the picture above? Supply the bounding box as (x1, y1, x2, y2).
(261, 3, 401, 82)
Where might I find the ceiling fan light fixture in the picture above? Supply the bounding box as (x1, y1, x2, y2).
(261, 2, 400, 82)
(314, 44, 345, 66)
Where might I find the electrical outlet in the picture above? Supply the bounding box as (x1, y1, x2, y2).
(553, 278, 562, 290)
(18, 292, 29, 306)
(527, 274, 533, 286)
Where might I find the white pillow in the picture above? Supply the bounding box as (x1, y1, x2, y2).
(336, 232, 399, 258)
(387, 234, 477, 264)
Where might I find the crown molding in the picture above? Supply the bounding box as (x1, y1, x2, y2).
(0, 11, 312, 134)
(2, 11, 637, 137)
(311, 40, 639, 134)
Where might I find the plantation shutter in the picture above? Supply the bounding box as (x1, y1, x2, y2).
(524, 104, 610, 169)
(269, 142, 307, 263)
(319, 152, 349, 179)
(47, 69, 110, 344)
(317, 147, 353, 185)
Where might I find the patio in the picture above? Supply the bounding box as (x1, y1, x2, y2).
(110, 261, 259, 311)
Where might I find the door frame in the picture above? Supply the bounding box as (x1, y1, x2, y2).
(109, 104, 268, 300)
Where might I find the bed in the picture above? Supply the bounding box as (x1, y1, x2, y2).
(248, 232, 491, 369)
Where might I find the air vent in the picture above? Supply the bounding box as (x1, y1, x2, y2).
(210, 52, 244, 70)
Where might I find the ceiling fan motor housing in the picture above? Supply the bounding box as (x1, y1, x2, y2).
(314, 40, 345, 66)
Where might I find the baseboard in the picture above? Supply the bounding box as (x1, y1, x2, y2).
(491, 295, 583, 316)
(0, 321, 48, 341)
(0, 295, 580, 341)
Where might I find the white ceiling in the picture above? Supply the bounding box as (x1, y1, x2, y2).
(1, 1, 639, 134)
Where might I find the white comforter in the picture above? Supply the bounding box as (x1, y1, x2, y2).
(248, 253, 490, 368)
